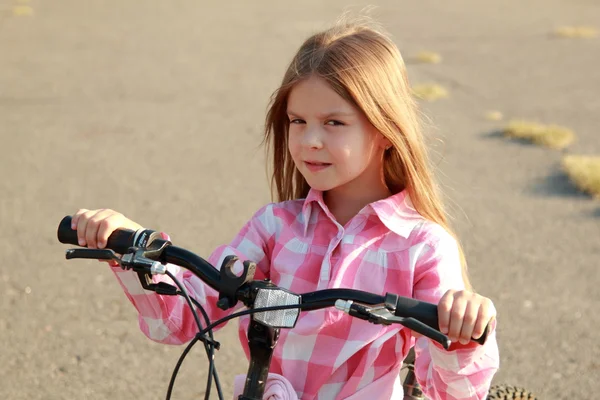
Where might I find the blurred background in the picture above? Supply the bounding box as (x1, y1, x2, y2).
(1, 0, 599, 399)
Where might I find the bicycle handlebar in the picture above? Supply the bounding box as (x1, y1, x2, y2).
(57, 215, 488, 346)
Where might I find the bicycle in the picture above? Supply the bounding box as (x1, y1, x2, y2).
(57, 216, 535, 400)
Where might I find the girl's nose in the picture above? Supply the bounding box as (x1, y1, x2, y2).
(303, 126, 324, 149)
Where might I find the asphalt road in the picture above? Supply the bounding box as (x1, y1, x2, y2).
(1, 1, 599, 398)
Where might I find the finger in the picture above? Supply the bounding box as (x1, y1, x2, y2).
(71, 208, 89, 230)
(458, 300, 479, 344)
(410, 330, 423, 339)
(437, 290, 455, 334)
(86, 209, 113, 249)
(472, 300, 496, 339)
(96, 212, 123, 249)
(447, 294, 468, 342)
(77, 209, 99, 247)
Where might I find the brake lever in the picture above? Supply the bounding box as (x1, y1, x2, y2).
(336, 301, 451, 348)
(66, 247, 176, 297)
(367, 306, 451, 349)
(65, 247, 166, 275)
(66, 248, 121, 263)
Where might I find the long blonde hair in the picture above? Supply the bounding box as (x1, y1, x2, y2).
(263, 18, 471, 289)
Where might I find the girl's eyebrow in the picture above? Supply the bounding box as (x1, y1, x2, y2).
(286, 110, 355, 118)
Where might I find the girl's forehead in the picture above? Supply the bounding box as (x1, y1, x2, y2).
(287, 77, 356, 115)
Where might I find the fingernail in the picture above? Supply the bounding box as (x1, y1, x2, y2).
(71, 223, 76, 230)
(78, 238, 85, 246)
(97, 241, 104, 249)
(440, 327, 448, 334)
(460, 338, 469, 345)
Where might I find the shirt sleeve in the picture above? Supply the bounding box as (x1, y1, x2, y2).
(410, 222, 500, 400)
(109, 203, 276, 345)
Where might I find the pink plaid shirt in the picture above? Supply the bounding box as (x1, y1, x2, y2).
(111, 189, 499, 399)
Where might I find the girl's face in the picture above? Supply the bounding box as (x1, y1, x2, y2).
(287, 76, 390, 197)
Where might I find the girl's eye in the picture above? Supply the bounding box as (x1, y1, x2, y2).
(289, 119, 305, 124)
(326, 120, 344, 126)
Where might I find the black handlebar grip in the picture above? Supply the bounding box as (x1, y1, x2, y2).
(395, 297, 489, 345)
(57, 215, 145, 255)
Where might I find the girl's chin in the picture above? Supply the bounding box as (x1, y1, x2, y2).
(304, 180, 336, 192)
(307, 180, 339, 192)
(300, 172, 348, 192)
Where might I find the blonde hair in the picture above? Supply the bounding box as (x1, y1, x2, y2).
(263, 18, 472, 289)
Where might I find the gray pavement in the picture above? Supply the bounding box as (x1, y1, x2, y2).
(1, 1, 599, 398)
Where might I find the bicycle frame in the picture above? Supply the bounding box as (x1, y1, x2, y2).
(238, 321, 280, 400)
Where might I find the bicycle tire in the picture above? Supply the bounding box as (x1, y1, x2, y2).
(486, 384, 538, 400)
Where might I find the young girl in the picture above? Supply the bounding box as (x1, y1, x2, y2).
(71, 18, 499, 400)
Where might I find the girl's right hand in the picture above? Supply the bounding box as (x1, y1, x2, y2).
(71, 209, 143, 249)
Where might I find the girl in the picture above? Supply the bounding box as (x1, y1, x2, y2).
(71, 18, 499, 400)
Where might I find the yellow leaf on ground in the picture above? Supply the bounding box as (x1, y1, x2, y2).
(412, 84, 448, 101)
(562, 155, 600, 199)
(503, 120, 575, 150)
(13, 5, 34, 16)
(485, 111, 504, 121)
(412, 51, 442, 64)
(554, 26, 597, 38)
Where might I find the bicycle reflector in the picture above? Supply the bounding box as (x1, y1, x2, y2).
(253, 287, 300, 328)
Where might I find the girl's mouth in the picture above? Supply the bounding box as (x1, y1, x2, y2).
(304, 161, 331, 172)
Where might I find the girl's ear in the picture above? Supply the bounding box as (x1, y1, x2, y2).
(378, 133, 392, 150)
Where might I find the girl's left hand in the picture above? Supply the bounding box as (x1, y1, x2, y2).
(437, 290, 496, 345)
